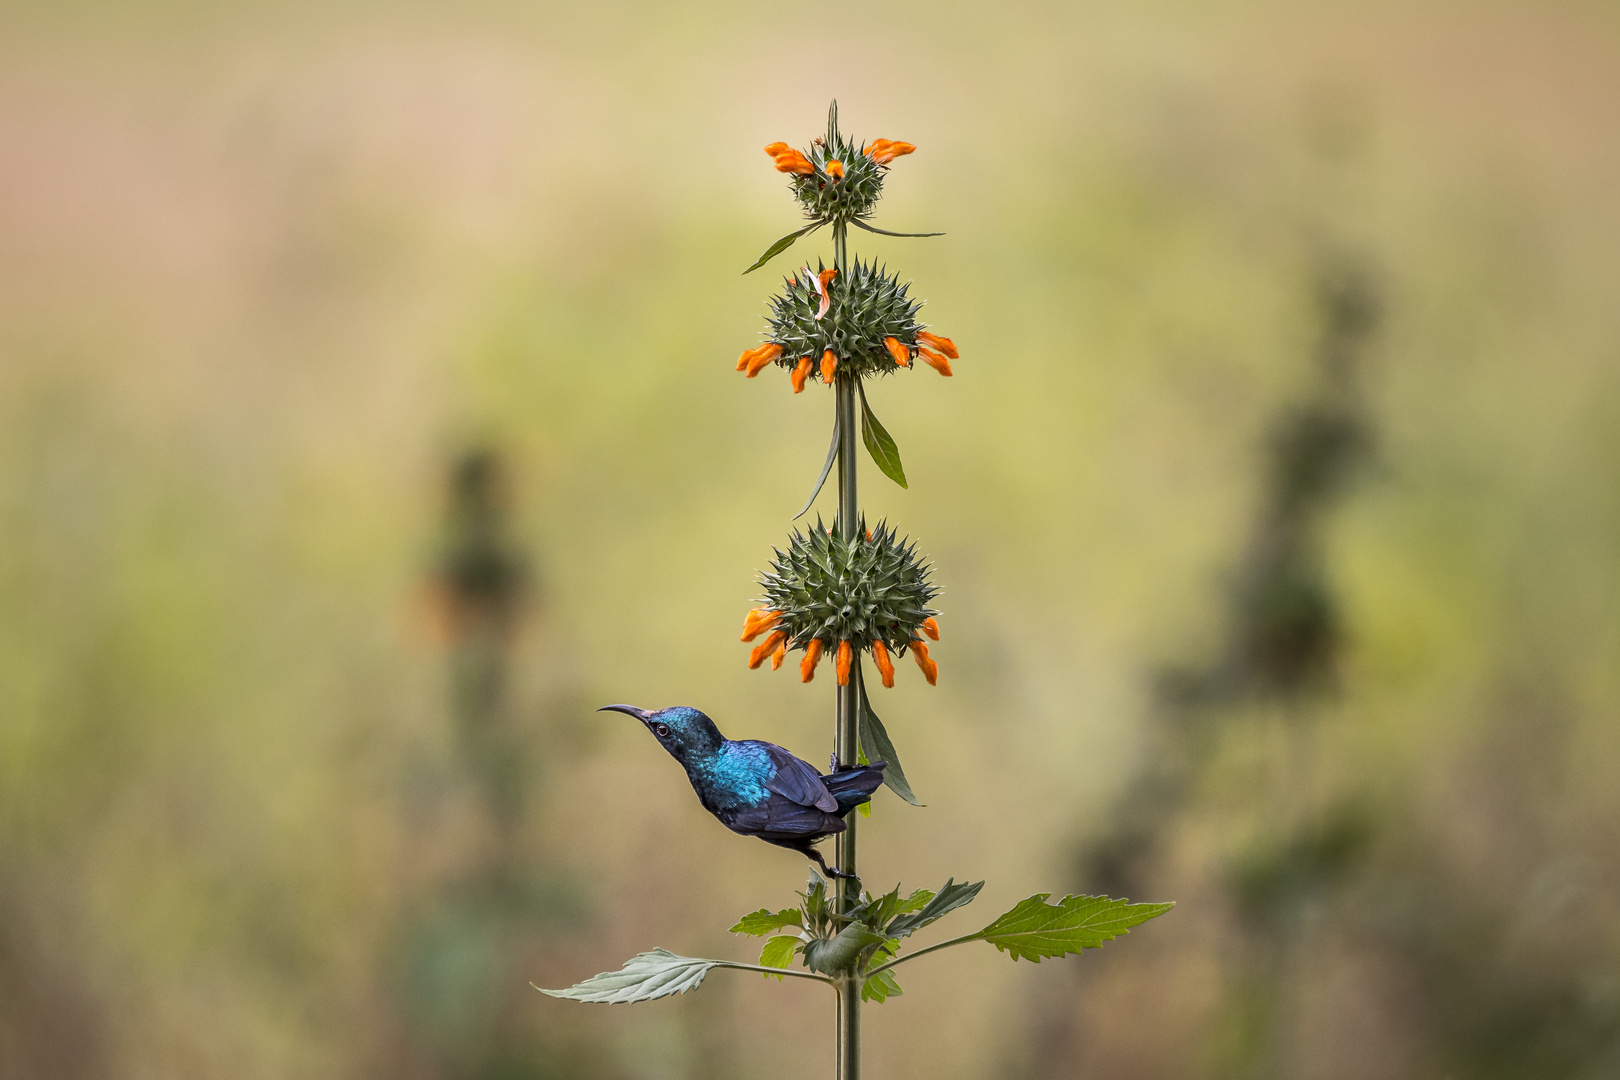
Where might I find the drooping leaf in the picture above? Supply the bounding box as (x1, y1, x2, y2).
(858, 670, 921, 805)
(794, 410, 842, 520)
(743, 221, 824, 274)
(973, 894, 1174, 962)
(758, 935, 802, 980)
(861, 968, 904, 1003)
(731, 908, 804, 937)
(886, 878, 984, 940)
(539, 949, 718, 1004)
(803, 924, 888, 975)
(852, 219, 945, 239)
(858, 383, 907, 489)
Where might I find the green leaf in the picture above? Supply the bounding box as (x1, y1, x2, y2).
(743, 221, 824, 274)
(793, 410, 841, 520)
(851, 219, 945, 239)
(861, 968, 904, 1003)
(974, 894, 1174, 962)
(857, 383, 907, 489)
(804, 924, 888, 975)
(538, 949, 718, 1004)
(896, 889, 933, 915)
(758, 935, 801, 980)
(730, 908, 804, 937)
(886, 878, 984, 940)
(858, 669, 922, 805)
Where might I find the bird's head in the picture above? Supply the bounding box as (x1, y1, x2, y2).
(599, 704, 725, 764)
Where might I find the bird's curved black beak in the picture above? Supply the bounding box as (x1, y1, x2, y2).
(598, 704, 652, 723)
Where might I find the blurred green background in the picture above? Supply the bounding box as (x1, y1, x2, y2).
(2, 1, 1619, 1077)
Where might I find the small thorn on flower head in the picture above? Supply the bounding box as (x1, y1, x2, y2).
(910, 639, 938, 685)
(820, 350, 838, 384)
(800, 639, 824, 682)
(791, 356, 813, 393)
(918, 347, 953, 377)
(917, 331, 958, 359)
(883, 336, 911, 368)
(872, 639, 895, 688)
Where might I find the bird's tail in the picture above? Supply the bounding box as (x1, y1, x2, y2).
(824, 762, 887, 815)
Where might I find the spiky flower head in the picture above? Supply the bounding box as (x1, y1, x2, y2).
(738, 518, 942, 686)
(763, 104, 915, 230)
(761, 258, 936, 384)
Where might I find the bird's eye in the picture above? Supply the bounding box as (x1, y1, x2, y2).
(653, 723, 671, 738)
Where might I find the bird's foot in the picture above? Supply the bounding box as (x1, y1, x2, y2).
(806, 847, 861, 884)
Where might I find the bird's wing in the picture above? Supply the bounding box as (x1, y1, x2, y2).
(725, 797, 843, 840)
(759, 743, 839, 812)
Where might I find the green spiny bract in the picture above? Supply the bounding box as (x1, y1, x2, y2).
(788, 132, 887, 227)
(766, 259, 927, 382)
(758, 517, 939, 655)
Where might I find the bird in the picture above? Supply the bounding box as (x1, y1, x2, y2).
(600, 704, 886, 881)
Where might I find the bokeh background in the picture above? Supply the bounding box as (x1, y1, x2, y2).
(3, 1, 1619, 1077)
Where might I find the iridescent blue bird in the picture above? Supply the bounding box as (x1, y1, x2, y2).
(600, 705, 886, 881)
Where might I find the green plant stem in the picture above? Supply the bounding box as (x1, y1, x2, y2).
(831, 212, 862, 1080)
(863, 934, 983, 979)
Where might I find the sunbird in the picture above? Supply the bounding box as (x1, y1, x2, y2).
(600, 705, 886, 880)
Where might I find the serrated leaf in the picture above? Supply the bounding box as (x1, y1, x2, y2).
(897, 888, 933, 915)
(858, 383, 907, 489)
(731, 908, 804, 937)
(794, 410, 842, 520)
(858, 670, 921, 805)
(861, 968, 904, 1003)
(886, 878, 984, 940)
(758, 935, 801, 980)
(852, 219, 945, 239)
(974, 894, 1174, 962)
(539, 949, 718, 1004)
(743, 221, 824, 274)
(803, 924, 888, 975)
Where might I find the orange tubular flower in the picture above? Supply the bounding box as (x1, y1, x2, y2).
(820, 349, 838, 384)
(791, 356, 813, 393)
(918, 347, 953, 377)
(917, 331, 959, 359)
(749, 629, 787, 669)
(771, 148, 815, 175)
(921, 616, 940, 641)
(763, 142, 790, 156)
(744, 343, 783, 377)
(868, 140, 916, 165)
(883, 336, 911, 367)
(872, 640, 895, 688)
(740, 607, 781, 642)
(910, 639, 938, 685)
(800, 639, 824, 682)
(818, 267, 837, 290)
(770, 639, 787, 670)
(836, 640, 853, 686)
(826, 159, 844, 179)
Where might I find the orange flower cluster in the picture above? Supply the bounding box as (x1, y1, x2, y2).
(764, 142, 815, 176)
(740, 608, 941, 687)
(866, 139, 916, 165)
(881, 332, 958, 376)
(736, 342, 783, 378)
